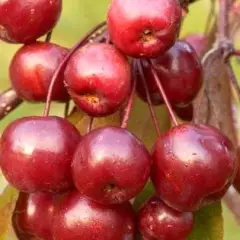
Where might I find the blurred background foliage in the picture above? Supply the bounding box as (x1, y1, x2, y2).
(0, 0, 240, 239)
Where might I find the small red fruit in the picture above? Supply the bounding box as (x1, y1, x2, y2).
(107, 0, 182, 58)
(137, 41, 203, 106)
(0, 0, 62, 43)
(138, 196, 194, 240)
(52, 191, 136, 240)
(0, 116, 81, 192)
(10, 42, 69, 102)
(233, 147, 240, 193)
(151, 123, 237, 212)
(12, 192, 56, 240)
(72, 126, 151, 205)
(65, 43, 131, 117)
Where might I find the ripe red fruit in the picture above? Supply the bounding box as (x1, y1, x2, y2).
(10, 42, 69, 102)
(234, 168, 240, 193)
(151, 123, 237, 212)
(107, 0, 182, 58)
(183, 34, 207, 57)
(65, 43, 131, 117)
(233, 147, 240, 193)
(0, 116, 80, 192)
(0, 0, 62, 43)
(12, 192, 56, 240)
(137, 41, 203, 106)
(138, 196, 194, 240)
(72, 126, 151, 205)
(52, 191, 136, 240)
(173, 104, 193, 121)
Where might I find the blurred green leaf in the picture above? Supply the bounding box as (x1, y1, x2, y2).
(133, 181, 155, 211)
(0, 175, 18, 240)
(188, 202, 223, 240)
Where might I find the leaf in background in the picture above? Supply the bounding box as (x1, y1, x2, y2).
(67, 97, 171, 147)
(188, 202, 223, 240)
(133, 181, 155, 211)
(127, 97, 170, 150)
(0, 175, 18, 240)
(67, 108, 121, 135)
(194, 48, 237, 143)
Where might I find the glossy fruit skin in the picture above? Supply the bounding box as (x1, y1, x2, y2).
(138, 196, 194, 240)
(173, 104, 193, 121)
(10, 42, 69, 102)
(0, 0, 62, 43)
(183, 34, 207, 57)
(151, 123, 237, 212)
(0, 116, 81, 192)
(107, 0, 182, 58)
(12, 192, 56, 240)
(52, 191, 136, 240)
(65, 43, 131, 117)
(233, 147, 240, 193)
(72, 126, 151, 205)
(137, 41, 203, 106)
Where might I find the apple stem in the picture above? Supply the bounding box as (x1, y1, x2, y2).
(149, 60, 179, 126)
(137, 60, 161, 136)
(45, 31, 53, 42)
(231, 50, 240, 56)
(105, 32, 111, 44)
(121, 63, 137, 128)
(88, 117, 94, 133)
(64, 100, 70, 118)
(43, 21, 107, 117)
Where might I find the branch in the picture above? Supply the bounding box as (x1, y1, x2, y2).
(224, 186, 240, 224)
(218, 0, 232, 41)
(0, 88, 22, 120)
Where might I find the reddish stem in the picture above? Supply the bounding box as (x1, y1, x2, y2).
(45, 31, 53, 42)
(120, 65, 137, 129)
(0, 88, 23, 120)
(137, 60, 161, 136)
(231, 50, 240, 57)
(43, 21, 106, 116)
(105, 32, 111, 44)
(149, 60, 179, 126)
(88, 116, 94, 133)
(64, 100, 70, 118)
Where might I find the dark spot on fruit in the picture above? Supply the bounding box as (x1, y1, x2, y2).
(141, 29, 156, 43)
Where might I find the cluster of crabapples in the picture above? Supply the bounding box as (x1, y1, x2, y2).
(0, 0, 238, 239)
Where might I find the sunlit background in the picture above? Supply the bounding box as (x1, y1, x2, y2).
(0, 0, 240, 239)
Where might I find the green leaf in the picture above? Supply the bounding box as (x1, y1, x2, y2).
(67, 108, 121, 134)
(0, 173, 18, 240)
(133, 181, 155, 211)
(188, 202, 223, 240)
